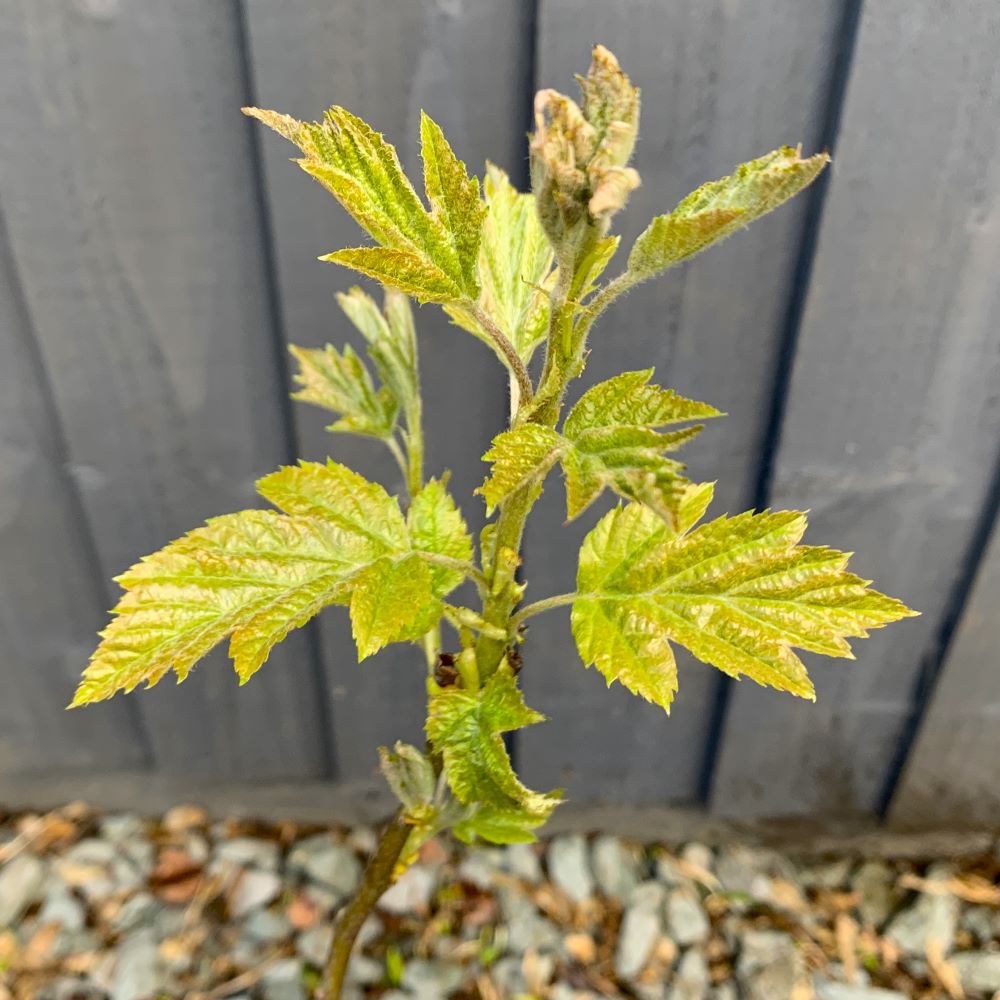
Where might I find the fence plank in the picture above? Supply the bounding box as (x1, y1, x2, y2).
(242, 0, 533, 782)
(711, 1, 1000, 818)
(890, 507, 1000, 826)
(517, 0, 841, 803)
(0, 1, 326, 779)
(0, 219, 147, 777)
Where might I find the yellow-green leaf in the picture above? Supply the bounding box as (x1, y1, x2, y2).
(73, 509, 391, 705)
(479, 425, 565, 513)
(350, 554, 437, 659)
(408, 478, 473, 596)
(427, 666, 559, 826)
(444, 164, 554, 366)
(628, 146, 829, 278)
(288, 342, 397, 439)
(321, 247, 460, 303)
(572, 503, 917, 711)
(420, 112, 484, 297)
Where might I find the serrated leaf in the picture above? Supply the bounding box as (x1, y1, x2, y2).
(336, 287, 419, 413)
(444, 164, 555, 366)
(350, 554, 437, 659)
(408, 478, 473, 596)
(322, 247, 460, 303)
(572, 503, 917, 711)
(427, 666, 559, 826)
(561, 370, 722, 522)
(257, 460, 407, 551)
(453, 799, 559, 846)
(245, 106, 482, 301)
(628, 146, 829, 278)
(479, 371, 720, 524)
(379, 742, 437, 814)
(73, 509, 395, 705)
(573, 234, 620, 302)
(479, 425, 565, 513)
(420, 112, 484, 296)
(288, 342, 397, 439)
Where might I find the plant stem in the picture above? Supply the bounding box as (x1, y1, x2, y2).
(322, 812, 410, 1000)
(510, 591, 579, 627)
(472, 305, 534, 409)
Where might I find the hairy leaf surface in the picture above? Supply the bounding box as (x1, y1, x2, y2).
(445, 165, 554, 365)
(245, 106, 482, 301)
(572, 503, 916, 711)
(427, 667, 559, 828)
(628, 146, 829, 278)
(289, 343, 397, 439)
(408, 478, 473, 595)
(480, 371, 719, 524)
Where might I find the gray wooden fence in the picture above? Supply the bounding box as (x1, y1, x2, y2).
(2, 0, 998, 826)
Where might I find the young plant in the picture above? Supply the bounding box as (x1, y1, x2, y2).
(74, 46, 916, 998)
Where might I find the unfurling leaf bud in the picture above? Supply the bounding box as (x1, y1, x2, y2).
(530, 45, 641, 249)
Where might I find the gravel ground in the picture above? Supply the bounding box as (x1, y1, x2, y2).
(1, 804, 999, 1000)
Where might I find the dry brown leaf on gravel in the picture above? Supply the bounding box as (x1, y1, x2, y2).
(926, 936, 965, 999)
(900, 871, 1000, 906)
(835, 912, 860, 985)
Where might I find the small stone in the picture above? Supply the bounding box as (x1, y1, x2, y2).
(37, 978, 109, 1000)
(229, 868, 282, 918)
(401, 958, 466, 998)
(357, 914, 383, 950)
(214, 837, 280, 873)
(548, 835, 595, 903)
(503, 843, 542, 884)
(615, 905, 661, 980)
(950, 951, 1000, 995)
(296, 924, 333, 966)
(666, 889, 710, 946)
(0, 854, 47, 924)
(112, 928, 163, 1000)
(99, 813, 146, 842)
(799, 857, 853, 890)
(111, 891, 159, 933)
(37, 886, 85, 932)
(458, 848, 502, 889)
(346, 825, 377, 855)
(814, 985, 909, 1000)
(961, 904, 997, 943)
(670, 947, 710, 1000)
(500, 885, 560, 954)
(241, 908, 293, 945)
(852, 861, 896, 928)
(260, 957, 306, 1000)
(710, 983, 738, 1000)
(162, 804, 208, 833)
(738, 930, 801, 1000)
(346, 953, 382, 985)
(287, 834, 361, 897)
(885, 863, 958, 956)
(378, 863, 436, 915)
(680, 842, 714, 874)
(629, 880, 667, 910)
(490, 955, 526, 996)
(592, 835, 643, 900)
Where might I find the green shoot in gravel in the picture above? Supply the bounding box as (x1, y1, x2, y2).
(73, 45, 916, 999)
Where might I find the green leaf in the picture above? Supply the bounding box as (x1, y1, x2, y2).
(257, 460, 407, 551)
(420, 112, 484, 297)
(444, 164, 554, 366)
(245, 106, 482, 301)
(351, 554, 437, 659)
(453, 800, 559, 846)
(561, 370, 722, 521)
(288, 342, 397, 439)
(379, 742, 437, 814)
(427, 666, 559, 826)
(479, 425, 565, 513)
(408, 478, 473, 596)
(572, 503, 917, 711)
(479, 371, 720, 524)
(336, 287, 419, 412)
(321, 247, 460, 304)
(73, 509, 391, 705)
(628, 146, 829, 279)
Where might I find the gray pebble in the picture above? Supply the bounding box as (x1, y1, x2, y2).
(111, 928, 162, 1000)
(38, 885, 86, 932)
(885, 863, 958, 956)
(814, 985, 909, 1000)
(229, 867, 282, 918)
(852, 860, 896, 928)
(592, 835, 643, 900)
(296, 924, 333, 966)
(241, 908, 292, 945)
(615, 904, 661, 980)
(378, 863, 436, 915)
(287, 834, 361, 898)
(0, 853, 46, 924)
(214, 836, 280, 873)
(670, 947, 710, 1000)
(549, 834, 595, 902)
(401, 957, 467, 998)
(950, 951, 1000, 994)
(503, 842, 543, 884)
(260, 957, 306, 1000)
(666, 889, 710, 946)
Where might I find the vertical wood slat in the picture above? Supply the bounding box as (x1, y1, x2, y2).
(891, 500, 1000, 826)
(0, 0, 326, 779)
(242, 0, 533, 782)
(0, 214, 147, 776)
(518, 0, 842, 804)
(711, 0, 1000, 819)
